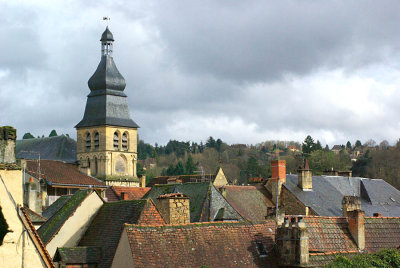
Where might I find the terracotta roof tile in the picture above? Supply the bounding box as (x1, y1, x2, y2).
(79, 199, 164, 268)
(25, 160, 106, 187)
(19, 206, 55, 268)
(365, 217, 400, 253)
(302, 216, 358, 252)
(108, 186, 151, 201)
(124, 221, 276, 268)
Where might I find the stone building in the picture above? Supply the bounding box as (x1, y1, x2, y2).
(0, 126, 54, 268)
(75, 27, 140, 186)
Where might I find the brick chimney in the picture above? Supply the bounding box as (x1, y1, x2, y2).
(0, 126, 16, 164)
(342, 196, 361, 217)
(121, 192, 129, 200)
(157, 193, 190, 224)
(270, 160, 286, 206)
(297, 158, 312, 190)
(277, 217, 309, 266)
(347, 209, 365, 250)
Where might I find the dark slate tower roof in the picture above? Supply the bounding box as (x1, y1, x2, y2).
(75, 27, 139, 129)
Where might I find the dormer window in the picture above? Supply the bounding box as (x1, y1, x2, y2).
(94, 132, 99, 149)
(86, 133, 91, 149)
(122, 132, 128, 151)
(114, 132, 119, 150)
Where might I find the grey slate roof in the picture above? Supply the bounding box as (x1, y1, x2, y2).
(284, 174, 400, 217)
(16, 135, 77, 163)
(42, 195, 72, 219)
(100, 27, 114, 41)
(75, 28, 139, 129)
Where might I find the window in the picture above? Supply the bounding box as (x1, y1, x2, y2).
(113, 132, 119, 150)
(122, 132, 128, 150)
(86, 133, 91, 149)
(255, 241, 268, 257)
(94, 132, 99, 149)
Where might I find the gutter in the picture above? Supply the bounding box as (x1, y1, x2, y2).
(46, 181, 107, 188)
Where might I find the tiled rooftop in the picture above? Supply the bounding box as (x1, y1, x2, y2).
(38, 190, 92, 245)
(220, 185, 275, 221)
(303, 216, 358, 253)
(364, 217, 400, 253)
(105, 186, 150, 201)
(123, 221, 276, 268)
(78, 199, 164, 268)
(25, 160, 106, 187)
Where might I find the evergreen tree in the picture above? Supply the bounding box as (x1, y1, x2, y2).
(22, 133, 34, 139)
(346, 141, 352, 149)
(302, 135, 316, 156)
(206, 136, 216, 148)
(174, 161, 185, 175)
(355, 140, 362, 148)
(324, 145, 330, 152)
(216, 139, 223, 152)
(185, 155, 196, 175)
(49, 130, 58, 137)
(315, 140, 323, 151)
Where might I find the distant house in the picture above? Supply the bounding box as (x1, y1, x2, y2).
(287, 145, 299, 152)
(22, 159, 107, 211)
(331, 144, 343, 154)
(148, 167, 229, 187)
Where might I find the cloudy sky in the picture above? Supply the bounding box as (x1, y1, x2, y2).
(1, 0, 400, 146)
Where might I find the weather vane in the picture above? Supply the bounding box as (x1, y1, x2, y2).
(103, 16, 110, 26)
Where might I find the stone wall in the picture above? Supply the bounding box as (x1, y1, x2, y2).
(0, 126, 16, 164)
(157, 194, 190, 224)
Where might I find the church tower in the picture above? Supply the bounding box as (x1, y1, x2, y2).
(75, 27, 140, 186)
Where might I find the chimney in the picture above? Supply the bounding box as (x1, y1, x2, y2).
(157, 193, 190, 224)
(219, 186, 227, 198)
(270, 160, 286, 206)
(347, 210, 365, 250)
(121, 192, 129, 200)
(297, 158, 312, 190)
(271, 160, 286, 183)
(373, 213, 382, 217)
(277, 217, 309, 266)
(139, 175, 146, 188)
(0, 126, 17, 164)
(342, 196, 361, 217)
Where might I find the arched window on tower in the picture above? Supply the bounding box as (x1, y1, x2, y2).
(122, 132, 128, 151)
(86, 133, 91, 150)
(113, 132, 119, 150)
(94, 132, 99, 149)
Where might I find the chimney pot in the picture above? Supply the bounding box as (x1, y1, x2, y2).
(121, 192, 129, 200)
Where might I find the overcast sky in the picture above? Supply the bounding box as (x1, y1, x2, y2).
(1, 0, 400, 146)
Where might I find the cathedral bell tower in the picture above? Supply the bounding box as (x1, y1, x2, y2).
(75, 27, 140, 186)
